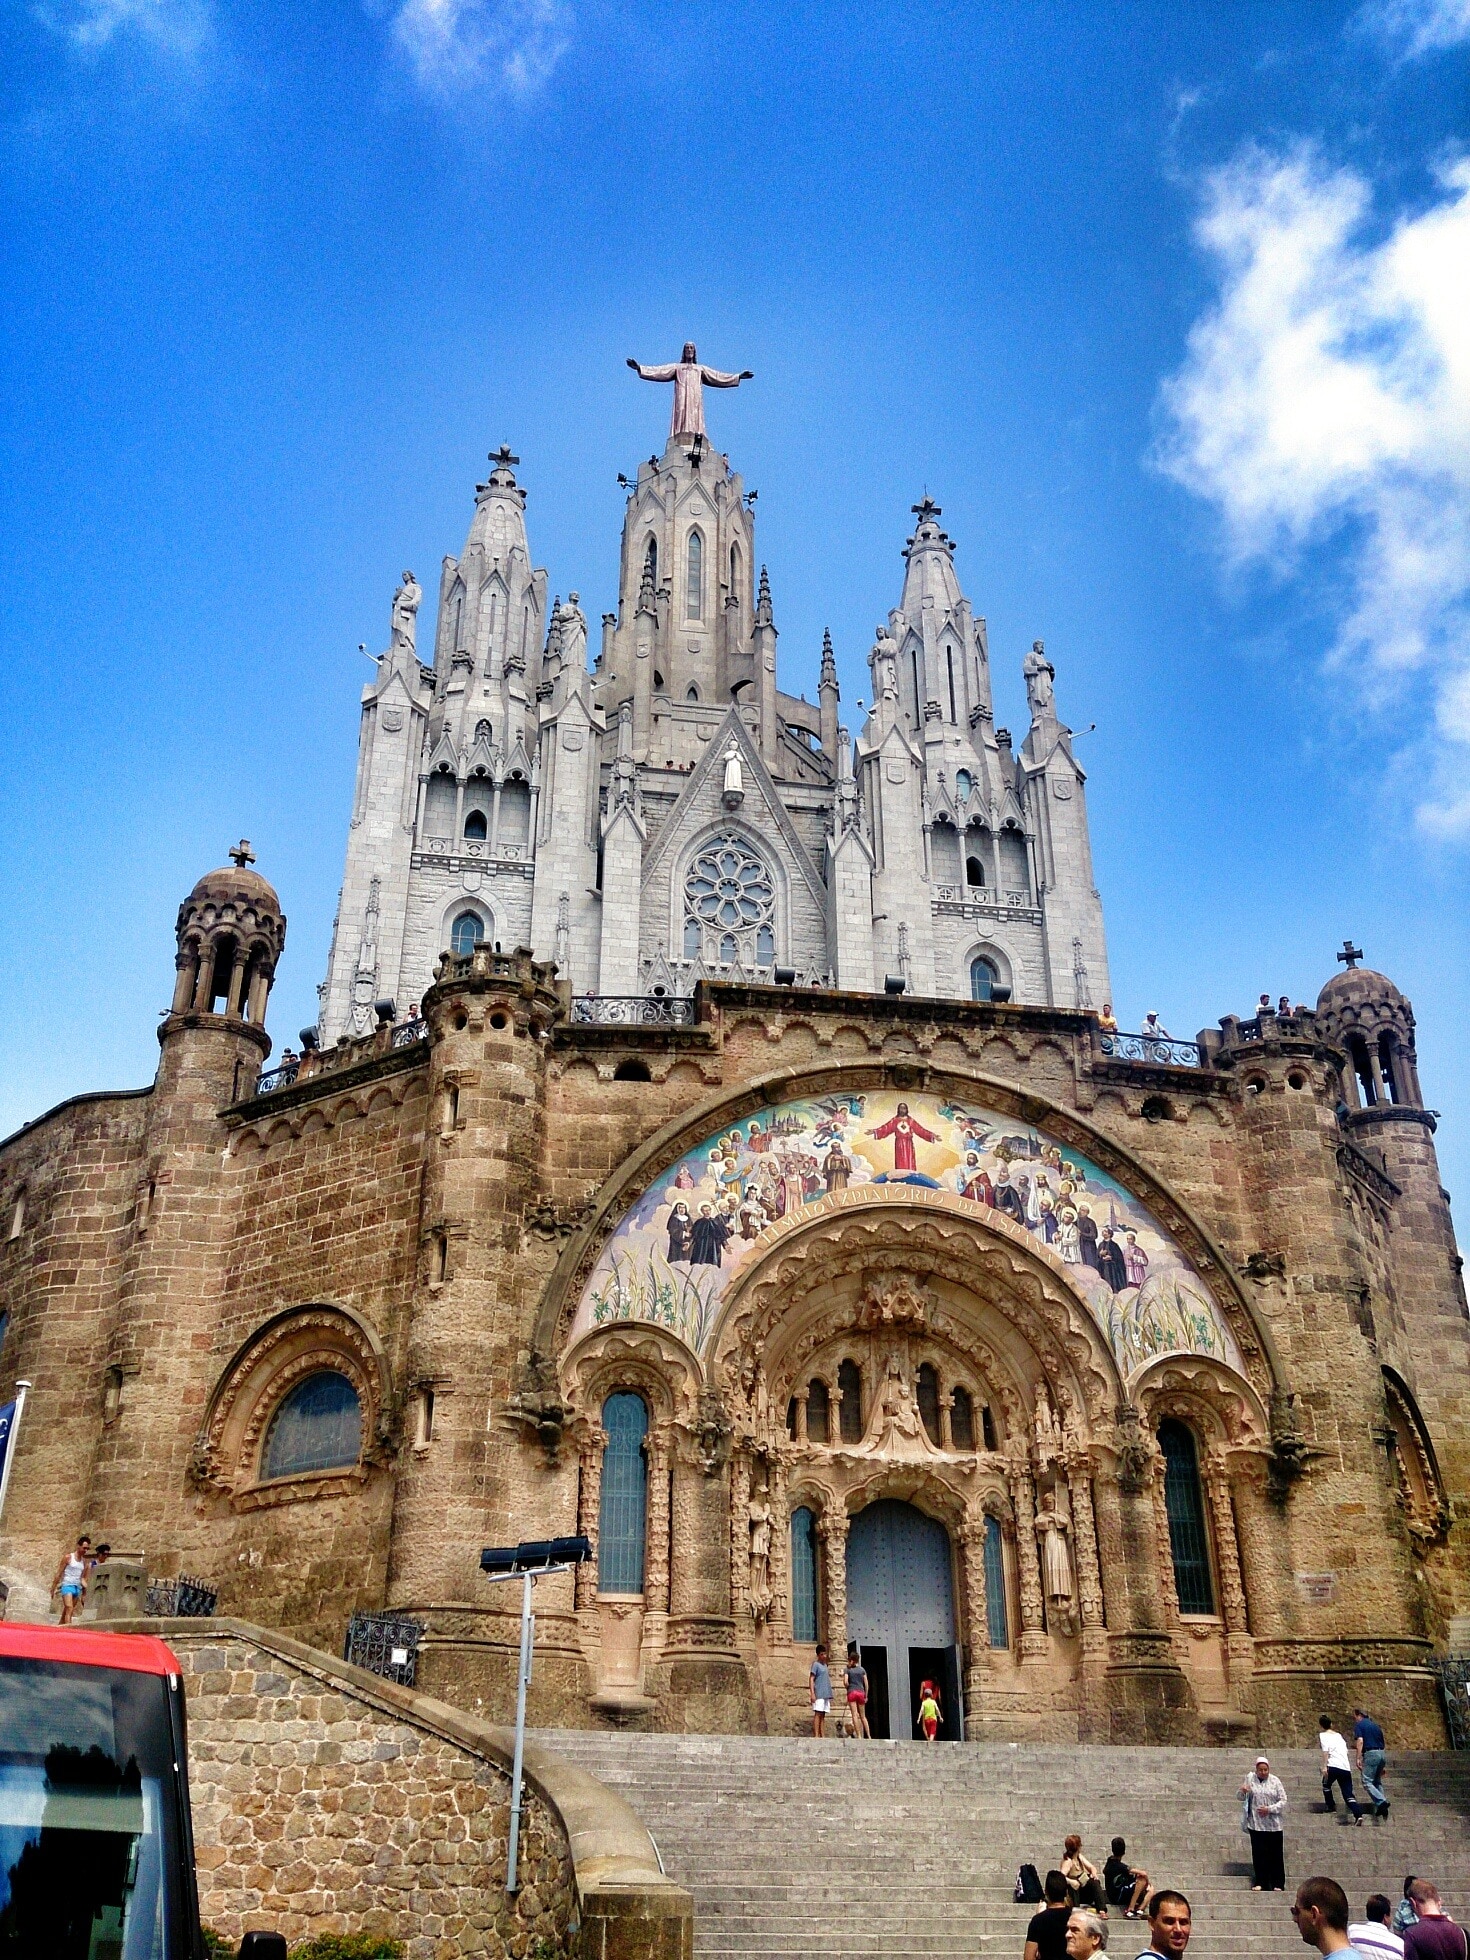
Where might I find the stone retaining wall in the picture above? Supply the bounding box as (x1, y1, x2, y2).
(144, 1619, 691, 1960)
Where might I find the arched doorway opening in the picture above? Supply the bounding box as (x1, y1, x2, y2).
(846, 1499, 960, 1740)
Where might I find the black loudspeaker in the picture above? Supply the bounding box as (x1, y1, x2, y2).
(237, 1935, 288, 1960)
(773, 967, 797, 985)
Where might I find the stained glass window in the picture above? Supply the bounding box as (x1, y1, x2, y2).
(598, 1392, 648, 1594)
(1159, 1419, 1215, 1614)
(683, 834, 776, 970)
(970, 957, 997, 1001)
(451, 911, 484, 957)
(984, 1514, 1009, 1647)
(791, 1507, 819, 1643)
(686, 532, 703, 620)
(262, 1372, 362, 1480)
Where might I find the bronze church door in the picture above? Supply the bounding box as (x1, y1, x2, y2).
(846, 1500, 960, 1740)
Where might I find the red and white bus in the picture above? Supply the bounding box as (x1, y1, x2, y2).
(0, 1622, 205, 1959)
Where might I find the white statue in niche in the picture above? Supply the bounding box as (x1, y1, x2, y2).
(1024, 638, 1055, 717)
(1033, 1389, 1062, 1464)
(873, 624, 899, 700)
(722, 741, 745, 806)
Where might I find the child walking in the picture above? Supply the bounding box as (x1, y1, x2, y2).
(918, 1680, 941, 1741)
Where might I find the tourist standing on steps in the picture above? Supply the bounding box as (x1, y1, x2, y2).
(1349, 1895, 1405, 1959)
(1319, 1715, 1366, 1822)
(1402, 1882, 1467, 1960)
(1292, 1876, 1373, 1956)
(52, 1534, 91, 1624)
(809, 1643, 832, 1737)
(1064, 1907, 1107, 1956)
(844, 1644, 870, 1738)
(1024, 1871, 1075, 1960)
(1354, 1707, 1390, 1818)
(1240, 1755, 1288, 1890)
(1132, 1888, 1192, 1960)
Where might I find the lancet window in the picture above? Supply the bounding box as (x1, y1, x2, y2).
(806, 1379, 830, 1445)
(682, 834, 777, 971)
(1159, 1418, 1215, 1615)
(450, 910, 485, 957)
(838, 1360, 864, 1443)
(598, 1391, 648, 1595)
(983, 1514, 1010, 1647)
(971, 957, 998, 1002)
(790, 1507, 819, 1642)
(686, 532, 703, 621)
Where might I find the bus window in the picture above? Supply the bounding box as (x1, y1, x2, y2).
(0, 1648, 191, 1959)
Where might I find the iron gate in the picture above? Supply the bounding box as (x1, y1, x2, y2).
(344, 1612, 425, 1687)
(1438, 1655, 1470, 1749)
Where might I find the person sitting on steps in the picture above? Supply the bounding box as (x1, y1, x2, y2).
(1061, 1837, 1108, 1913)
(1104, 1837, 1150, 1919)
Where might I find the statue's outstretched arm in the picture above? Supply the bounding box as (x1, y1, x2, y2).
(700, 367, 754, 388)
(628, 359, 678, 381)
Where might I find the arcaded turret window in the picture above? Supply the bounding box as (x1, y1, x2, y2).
(950, 1385, 975, 1451)
(983, 1515, 1009, 1647)
(1159, 1418, 1215, 1614)
(686, 531, 703, 620)
(598, 1392, 648, 1594)
(916, 1363, 941, 1445)
(838, 1359, 864, 1442)
(262, 1371, 362, 1480)
(451, 911, 484, 957)
(791, 1506, 819, 1642)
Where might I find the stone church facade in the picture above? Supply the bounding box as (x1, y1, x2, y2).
(1, 377, 1467, 1746)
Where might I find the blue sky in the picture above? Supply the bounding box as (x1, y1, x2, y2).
(2, 0, 1469, 1201)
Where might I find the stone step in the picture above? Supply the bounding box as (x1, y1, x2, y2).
(535, 1732, 1470, 1960)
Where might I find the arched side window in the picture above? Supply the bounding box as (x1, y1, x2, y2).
(686, 531, 703, 621)
(729, 542, 742, 602)
(474, 718, 493, 747)
(1378, 1031, 1401, 1105)
(946, 646, 957, 723)
(598, 1391, 648, 1594)
(1347, 1033, 1377, 1107)
(970, 957, 997, 1002)
(451, 584, 465, 650)
(916, 1363, 941, 1445)
(806, 1379, 830, 1445)
(451, 910, 485, 957)
(950, 1385, 975, 1451)
(966, 855, 986, 889)
(1158, 1419, 1215, 1614)
(463, 810, 488, 841)
(785, 1396, 798, 1440)
(643, 536, 658, 593)
(955, 769, 972, 801)
(262, 1371, 362, 1481)
(838, 1359, 864, 1443)
(791, 1506, 819, 1643)
(983, 1514, 1009, 1647)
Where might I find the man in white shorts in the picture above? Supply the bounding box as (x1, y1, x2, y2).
(809, 1643, 832, 1737)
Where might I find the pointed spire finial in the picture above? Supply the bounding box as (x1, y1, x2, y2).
(228, 839, 255, 868)
(820, 627, 837, 691)
(755, 564, 773, 628)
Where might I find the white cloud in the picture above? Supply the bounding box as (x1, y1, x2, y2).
(1357, 0, 1470, 59)
(1157, 145, 1470, 835)
(389, 0, 570, 96)
(34, 0, 211, 57)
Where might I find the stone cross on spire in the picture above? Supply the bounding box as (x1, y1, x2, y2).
(626, 343, 754, 441)
(1337, 939, 1364, 970)
(228, 839, 256, 868)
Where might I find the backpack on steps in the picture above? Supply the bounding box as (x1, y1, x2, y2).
(1014, 1864, 1044, 1905)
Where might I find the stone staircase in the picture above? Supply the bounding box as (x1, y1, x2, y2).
(537, 1732, 1470, 1960)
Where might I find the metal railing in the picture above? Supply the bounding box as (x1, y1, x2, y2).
(253, 1059, 300, 1096)
(391, 1017, 428, 1047)
(344, 1610, 425, 1687)
(1100, 1030, 1203, 1068)
(570, 995, 698, 1027)
(251, 1017, 429, 1098)
(145, 1574, 219, 1618)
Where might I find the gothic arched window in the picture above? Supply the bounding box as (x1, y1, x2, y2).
(806, 1379, 830, 1445)
(950, 1385, 975, 1451)
(983, 1514, 1009, 1647)
(955, 768, 972, 801)
(683, 833, 777, 971)
(451, 910, 485, 957)
(1159, 1418, 1215, 1615)
(729, 542, 742, 602)
(966, 854, 986, 889)
(791, 1507, 819, 1643)
(598, 1392, 648, 1594)
(1378, 1031, 1401, 1104)
(971, 957, 997, 1002)
(643, 536, 658, 592)
(262, 1371, 362, 1481)
(916, 1363, 942, 1445)
(686, 532, 703, 621)
(838, 1359, 864, 1442)
(463, 810, 488, 841)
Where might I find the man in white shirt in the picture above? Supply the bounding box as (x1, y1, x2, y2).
(1319, 1714, 1365, 1823)
(1349, 1895, 1405, 1959)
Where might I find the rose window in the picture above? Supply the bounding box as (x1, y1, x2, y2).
(682, 835, 777, 967)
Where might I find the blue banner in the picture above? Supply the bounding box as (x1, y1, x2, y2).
(0, 1399, 16, 1484)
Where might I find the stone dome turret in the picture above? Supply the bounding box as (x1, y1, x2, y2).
(1315, 965, 1407, 1018)
(1315, 945, 1420, 1112)
(170, 842, 287, 1026)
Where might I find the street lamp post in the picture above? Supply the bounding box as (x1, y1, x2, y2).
(479, 1535, 591, 1894)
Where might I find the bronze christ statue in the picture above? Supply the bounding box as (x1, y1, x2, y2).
(627, 342, 754, 440)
